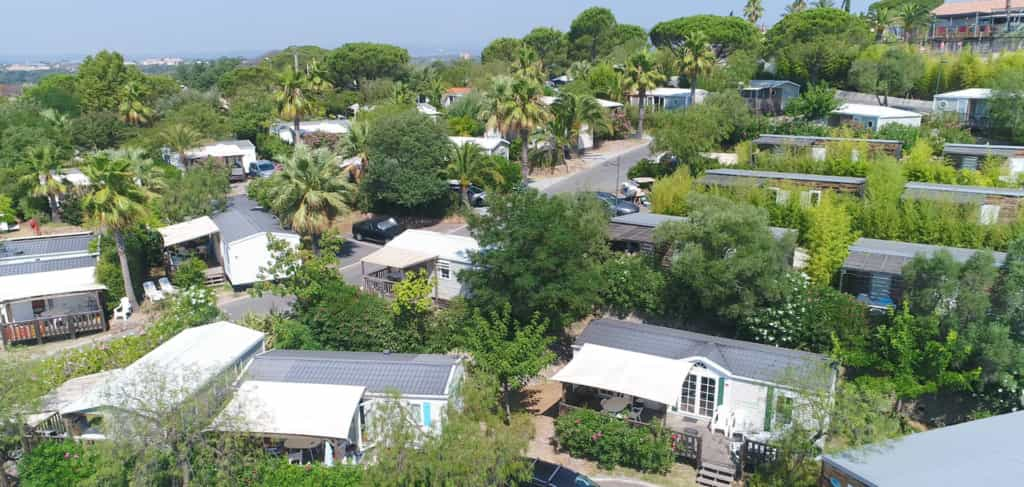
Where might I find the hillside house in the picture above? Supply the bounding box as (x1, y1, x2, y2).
(739, 80, 801, 115)
(902, 181, 1024, 224)
(0, 232, 106, 350)
(838, 237, 1006, 309)
(360, 230, 478, 303)
(700, 169, 867, 202)
(932, 88, 993, 128)
(928, 0, 1024, 53)
(829, 104, 922, 131)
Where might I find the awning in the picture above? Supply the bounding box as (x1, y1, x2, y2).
(552, 343, 694, 406)
(0, 266, 105, 303)
(211, 381, 365, 440)
(361, 246, 435, 269)
(158, 216, 220, 247)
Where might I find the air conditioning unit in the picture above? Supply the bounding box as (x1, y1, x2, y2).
(937, 99, 951, 110)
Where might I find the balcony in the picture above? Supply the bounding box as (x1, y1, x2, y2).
(2, 309, 106, 347)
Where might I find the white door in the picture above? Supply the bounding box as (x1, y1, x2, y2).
(680, 365, 718, 418)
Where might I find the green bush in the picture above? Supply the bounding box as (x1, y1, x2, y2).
(239, 457, 362, 487)
(173, 256, 208, 288)
(627, 159, 670, 180)
(554, 408, 673, 473)
(18, 440, 98, 487)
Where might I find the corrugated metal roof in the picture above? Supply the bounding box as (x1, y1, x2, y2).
(903, 182, 1024, 200)
(943, 143, 1024, 158)
(832, 103, 922, 119)
(0, 255, 97, 277)
(934, 88, 993, 99)
(745, 80, 800, 90)
(610, 213, 687, 228)
(246, 350, 461, 397)
(608, 213, 793, 243)
(753, 134, 902, 147)
(577, 319, 833, 387)
(212, 195, 295, 243)
(823, 411, 1024, 486)
(703, 168, 866, 185)
(0, 232, 93, 261)
(842, 237, 1007, 274)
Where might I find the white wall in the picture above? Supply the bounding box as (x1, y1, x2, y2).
(436, 260, 471, 301)
(877, 116, 922, 130)
(224, 233, 300, 286)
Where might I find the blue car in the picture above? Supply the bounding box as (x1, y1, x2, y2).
(248, 160, 277, 178)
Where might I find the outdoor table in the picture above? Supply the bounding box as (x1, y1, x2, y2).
(601, 396, 630, 413)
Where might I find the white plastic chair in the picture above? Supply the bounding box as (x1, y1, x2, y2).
(157, 277, 177, 294)
(113, 297, 131, 322)
(143, 281, 164, 302)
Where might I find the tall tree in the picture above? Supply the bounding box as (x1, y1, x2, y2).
(786, 0, 808, 14)
(108, 147, 165, 192)
(551, 91, 608, 154)
(813, 0, 836, 8)
(118, 80, 154, 126)
(897, 3, 929, 44)
(462, 306, 555, 423)
(275, 62, 332, 144)
(158, 123, 205, 168)
(480, 75, 551, 179)
(868, 7, 895, 41)
(744, 0, 764, 25)
(447, 142, 503, 206)
(81, 153, 151, 310)
(340, 120, 371, 181)
(523, 27, 570, 76)
(75, 50, 129, 112)
(265, 145, 354, 255)
(568, 7, 618, 62)
(20, 145, 67, 222)
(674, 31, 717, 105)
(621, 49, 666, 139)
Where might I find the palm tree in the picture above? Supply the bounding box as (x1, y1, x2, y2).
(898, 3, 929, 44)
(621, 49, 665, 139)
(447, 143, 504, 206)
(276, 63, 333, 145)
(389, 81, 415, 105)
(480, 75, 551, 180)
(674, 32, 717, 110)
(813, 0, 835, 8)
(159, 123, 204, 169)
(841, 0, 851, 12)
(551, 92, 609, 157)
(20, 145, 67, 222)
(341, 120, 371, 181)
(108, 147, 165, 191)
(744, 0, 764, 25)
(81, 153, 152, 311)
(869, 8, 895, 41)
(512, 46, 545, 83)
(118, 80, 154, 126)
(786, 0, 808, 14)
(265, 145, 354, 255)
(567, 61, 592, 82)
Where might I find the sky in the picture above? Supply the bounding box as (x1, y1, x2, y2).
(2, 0, 876, 62)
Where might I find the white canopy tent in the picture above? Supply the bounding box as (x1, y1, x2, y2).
(552, 343, 694, 407)
(157, 216, 220, 248)
(361, 246, 435, 269)
(212, 381, 366, 442)
(0, 266, 106, 303)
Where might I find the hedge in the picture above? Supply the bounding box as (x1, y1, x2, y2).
(554, 408, 674, 473)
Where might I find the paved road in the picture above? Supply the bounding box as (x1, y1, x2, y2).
(539, 141, 653, 195)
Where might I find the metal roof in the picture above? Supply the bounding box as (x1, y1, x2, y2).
(0, 232, 93, 261)
(577, 319, 833, 387)
(0, 254, 97, 277)
(610, 213, 687, 228)
(703, 168, 866, 186)
(832, 103, 922, 119)
(903, 181, 1024, 202)
(212, 195, 295, 243)
(933, 87, 994, 99)
(246, 350, 462, 397)
(842, 237, 1007, 275)
(753, 134, 902, 147)
(943, 143, 1024, 158)
(608, 213, 793, 243)
(823, 411, 1024, 487)
(745, 80, 800, 90)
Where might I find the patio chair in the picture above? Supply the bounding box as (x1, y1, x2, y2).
(113, 297, 131, 322)
(143, 281, 164, 302)
(628, 405, 644, 421)
(157, 277, 177, 294)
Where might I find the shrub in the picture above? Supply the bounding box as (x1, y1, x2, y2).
(173, 256, 207, 289)
(17, 440, 99, 487)
(627, 159, 670, 179)
(240, 457, 362, 487)
(554, 408, 673, 473)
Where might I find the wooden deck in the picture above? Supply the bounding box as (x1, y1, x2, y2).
(1, 310, 107, 348)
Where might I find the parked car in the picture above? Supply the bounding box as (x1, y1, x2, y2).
(448, 180, 488, 207)
(352, 216, 405, 243)
(594, 192, 639, 216)
(229, 162, 246, 183)
(248, 160, 277, 178)
(527, 459, 599, 487)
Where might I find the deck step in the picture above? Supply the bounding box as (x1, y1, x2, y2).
(696, 462, 735, 487)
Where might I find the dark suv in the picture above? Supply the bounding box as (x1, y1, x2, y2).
(352, 216, 405, 243)
(527, 459, 599, 487)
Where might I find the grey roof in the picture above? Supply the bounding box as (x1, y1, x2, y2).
(823, 411, 1024, 487)
(0, 233, 93, 260)
(842, 237, 1006, 275)
(943, 143, 1024, 158)
(753, 134, 902, 148)
(745, 80, 800, 90)
(212, 195, 294, 243)
(246, 350, 461, 397)
(903, 181, 1024, 203)
(702, 168, 866, 186)
(577, 319, 833, 387)
(609, 213, 793, 242)
(0, 255, 97, 277)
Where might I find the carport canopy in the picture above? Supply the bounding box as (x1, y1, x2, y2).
(552, 343, 694, 407)
(158, 216, 220, 248)
(211, 381, 365, 440)
(361, 246, 435, 269)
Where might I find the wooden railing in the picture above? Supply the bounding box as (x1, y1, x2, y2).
(739, 439, 779, 474)
(2, 310, 106, 347)
(557, 400, 703, 464)
(363, 275, 397, 298)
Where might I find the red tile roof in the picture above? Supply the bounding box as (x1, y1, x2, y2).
(933, 0, 1024, 16)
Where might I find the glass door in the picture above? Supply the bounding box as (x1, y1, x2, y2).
(680, 370, 717, 418)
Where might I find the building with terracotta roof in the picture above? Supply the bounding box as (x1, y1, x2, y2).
(929, 0, 1024, 52)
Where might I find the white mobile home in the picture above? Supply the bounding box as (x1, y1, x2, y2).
(271, 119, 351, 144)
(932, 88, 992, 129)
(211, 196, 300, 287)
(360, 229, 478, 302)
(183, 140, 257, 168)
(449, 136, 510, 159)
(829, 104, 922, 131)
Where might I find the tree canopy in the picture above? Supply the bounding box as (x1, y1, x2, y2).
(765, 8, 872, 84)
(650, 15, 763, 54)
(325, 42, 410, 89)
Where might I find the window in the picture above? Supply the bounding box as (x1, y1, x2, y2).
(801, 190, 822, 207)
(775, 395, 794, 427)
(680, 368, 718, 418)
(698, 377, 716, 417)
(811, 146, 827, 162)
(437, 261, 452, 280)
(768, 187, 789, 205)
(680, 375, 698, 414)
(408, 403, 423, 425)
(980, 204, 1001, 225)
(31, 299, 46, 315)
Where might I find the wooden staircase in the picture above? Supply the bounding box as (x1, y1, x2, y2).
(204, 266, 227, 286)
(696, 461, 736, 487)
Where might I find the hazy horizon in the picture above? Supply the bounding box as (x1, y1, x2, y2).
(3, 1, 875, 63)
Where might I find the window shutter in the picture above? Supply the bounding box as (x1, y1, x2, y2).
(764, 386, 775, 432)
(422, 402, 432, 428)
(716, 377, 725, 406)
